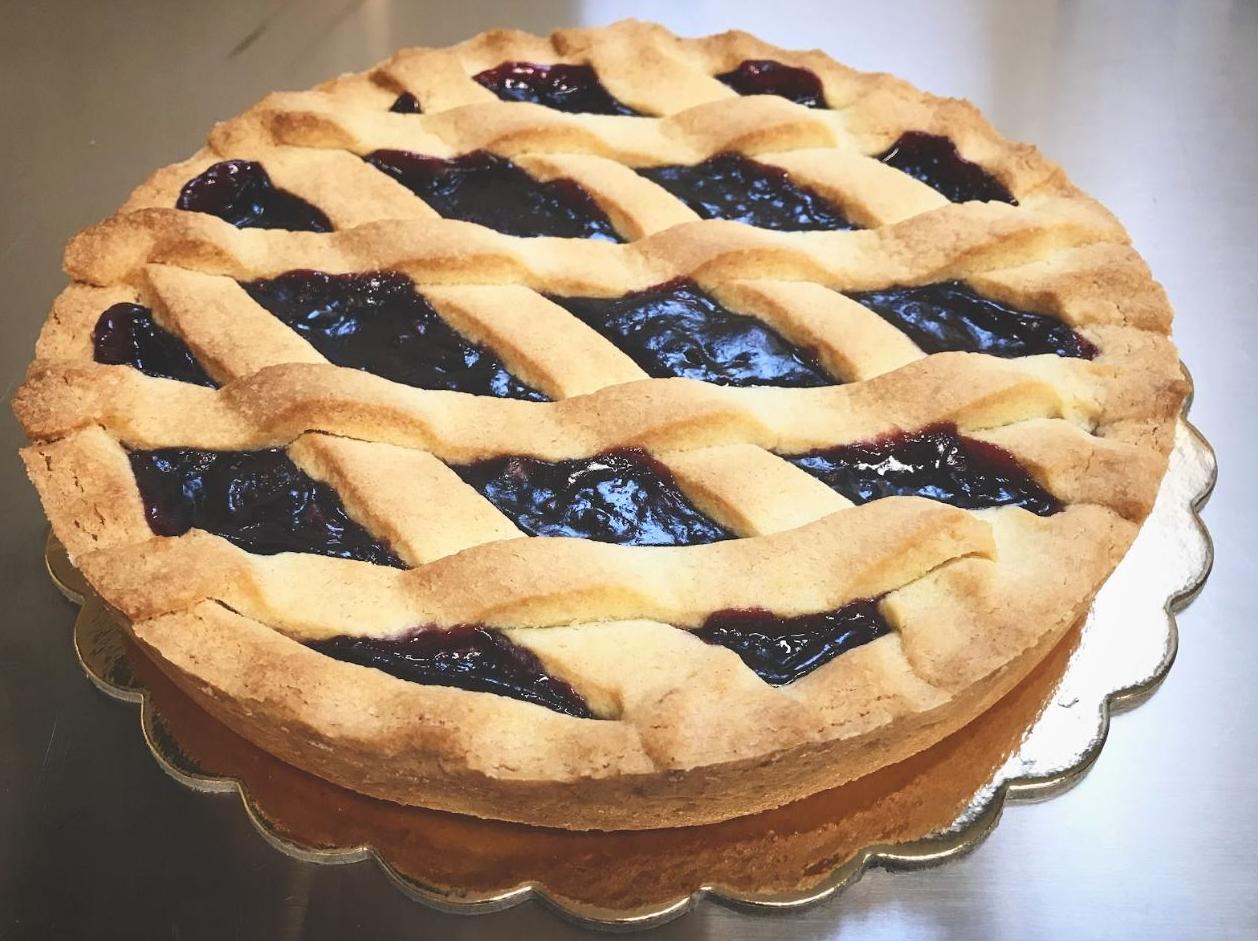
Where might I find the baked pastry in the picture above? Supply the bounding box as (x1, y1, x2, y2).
(15, 20, 1185, 830)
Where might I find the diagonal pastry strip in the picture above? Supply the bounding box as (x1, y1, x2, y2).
(63, 496, 992, 640)
(63, 201, 1119, 290)
(16, 354, 1100, 458)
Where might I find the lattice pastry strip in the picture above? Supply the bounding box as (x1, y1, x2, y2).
(15, 353, 1104, 456)
(56, 202, 1133, 305)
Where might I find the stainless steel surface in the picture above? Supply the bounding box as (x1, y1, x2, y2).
(0, 1, 1252, 938)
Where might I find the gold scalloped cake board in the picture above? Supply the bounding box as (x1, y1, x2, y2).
(43, 393, 1214, 931)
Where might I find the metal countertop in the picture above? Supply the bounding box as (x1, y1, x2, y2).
(1, 2, 1254, 938)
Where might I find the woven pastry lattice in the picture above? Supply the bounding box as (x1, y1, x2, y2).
(15, 21, 1185, 829)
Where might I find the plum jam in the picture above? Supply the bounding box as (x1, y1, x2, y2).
(473, 62, 640, 115)
(715, 59, 826, 108)
(847, 281, 1096, 359)
(639, 153, 854, 231)
(365, 149, 621, 240)
(129, 447, 405, 566)
(309, 626, 593, 716)
(92, 303, 217, 387)
(177, 160, 332, 232)
(241, 270, 547, 400)
(455, 448, 731, 546)
(787, 424, 1060, 516)
(877, 132, 1016, 204)
(550, 279, 833, 387)
(695, 600, 891, 685)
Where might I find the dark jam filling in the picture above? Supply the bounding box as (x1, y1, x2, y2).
(877, 132, 1017, 205)
(455, 448, 732, 546)
(787, 424, 1061, 516)
(129, 448, 405, 566)
(847, 281, 1097, 359)
(389, 91, 422, 113)
(241, 270, 547, 400)
(695, 600, 891, 685)
(550, 279, 834, 387)
(715, 59, 827, 109)
(176, 160, 333, 232)
(639, 152, 854, 231)
(308, 626, 593, 717)
(365, 149, 621, 241)
(473, 61, 640, 115)
(92, 303, 217, 387)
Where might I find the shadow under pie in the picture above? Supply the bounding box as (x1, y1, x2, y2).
(68, 563, 1080, 917)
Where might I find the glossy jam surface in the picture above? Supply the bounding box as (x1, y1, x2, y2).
(848, 281, 1097, 359)
(639, 153, 853, 231)
(715, 59, 826, 108)
(877, 132, 1017, 205)
(309, 626, 593, 717)
(93, 303, 217, 387)
(551, 279, 833, 387)
(788, 424, 1061, 516)
(473, 62, 639, 115)
(365, 149, 621, 241)
(129, 448, 405, 566)
(389, 91, 422, 113)
(695, 600, 890, 685)
(455, 448, 731, 546)
(242, 270, 546, 400)
(177, 160, 333, 232)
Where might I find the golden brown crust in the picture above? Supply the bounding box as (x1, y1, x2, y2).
(14, 19, 1185, 829)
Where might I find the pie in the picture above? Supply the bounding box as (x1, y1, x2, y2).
(15, 20, 1186, 831)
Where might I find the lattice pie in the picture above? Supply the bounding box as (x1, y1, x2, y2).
(15, 21, 1185, 830)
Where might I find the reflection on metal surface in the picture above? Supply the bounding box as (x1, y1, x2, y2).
(43, 405, 1214, 930)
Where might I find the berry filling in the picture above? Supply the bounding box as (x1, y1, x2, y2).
(92, 303, 217, 387)
(787, 424, 1060, 516)
(365, 149, 621, 241)
(877, 132, 1016, 204)
(389, 91, 422, 113)
(177, 160, 333, 232)
(473, 62, 640, 115)
(715, 59, 827, 108)
(309, 626, 594, 717)
(695, 600, 891, 685)
(455, 448, 731, 546)
(241, 270, 547, 400)
(639, 153, 854, 231)
(848, 281, 1097, 359)
(550, 279, 834, 387)
(129, 447, 405, 566)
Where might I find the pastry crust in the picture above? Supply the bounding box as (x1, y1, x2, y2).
(14, 20, 1185, 829)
